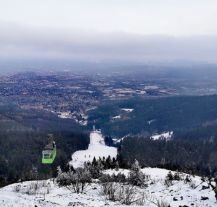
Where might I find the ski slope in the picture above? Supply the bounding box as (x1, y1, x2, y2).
(70, 130, 117, 168)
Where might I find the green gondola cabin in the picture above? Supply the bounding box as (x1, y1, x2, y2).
(42, 135, 56, 164)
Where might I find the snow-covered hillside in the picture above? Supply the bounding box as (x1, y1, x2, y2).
(0, 168, 216, 207)
(70, 130, 117, 168)
(105, 168, 216, 206)
(151, 131, 173, 141)
(1, 130, 216, 206)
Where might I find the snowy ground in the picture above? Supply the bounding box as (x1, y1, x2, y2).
(1, 131, 216, 206)
(70, 130, 117, 168)
(0, 180, 110, 207)
(105, 168, 216, 206)
(0, 168, 216, 207)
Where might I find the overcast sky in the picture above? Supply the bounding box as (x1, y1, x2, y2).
(1, 0, 217, 64)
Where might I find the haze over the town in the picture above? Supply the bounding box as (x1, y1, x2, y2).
(1, 0, 217, 66)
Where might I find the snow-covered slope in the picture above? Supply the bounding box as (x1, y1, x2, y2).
(70, 130, 117, 168)
(151, 131, 173, 141)
(0, 180, 107, 207)
(1, 131, 216, 206)
(0, 168, 216, 207)
(105, 167, 216, 206)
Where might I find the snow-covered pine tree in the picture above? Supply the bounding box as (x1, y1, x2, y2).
(131, 159, 140, 172)
(128, 159, 147, 187)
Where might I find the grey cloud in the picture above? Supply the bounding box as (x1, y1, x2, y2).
(1, 24, 217, 63)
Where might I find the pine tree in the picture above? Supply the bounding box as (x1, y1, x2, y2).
(57, 166, 62, 177)
(128, 159, 147, 187)
(131, 159, 140, 172)
(111, 157, 116, 169)
(105, 156, 112, 169)
(115, 160, 120, 171)
(88, 157, 102, 178)
(92, 157, 97, 167)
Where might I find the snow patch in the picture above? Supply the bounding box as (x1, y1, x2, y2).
(121, 108, 134, 112)
(147, 119, 156, 125)
(151, 131, 173, 141)
(56, 111, 88, 126)
(112, 115, 121, 119)
(57, 111, 72, 119)
(113, 134, 130, 144)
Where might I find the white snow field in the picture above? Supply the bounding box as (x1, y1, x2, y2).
(70, 130, 117, 168)
(0, 168, 216, 207)
(151, 131, 173, 141)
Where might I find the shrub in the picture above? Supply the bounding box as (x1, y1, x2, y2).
(184, 175, 192, 183)
(173, 172, 182, 181)
(99, 173, 126, 183)
(14, 184, 21, 192)
(101, 182, 146, 205)
(165, 171, 173, 187)
(56, 166, 91, 193)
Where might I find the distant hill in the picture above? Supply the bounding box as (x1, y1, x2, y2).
(88, 95, 217, 139)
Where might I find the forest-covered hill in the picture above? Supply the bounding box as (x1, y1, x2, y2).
(0, 104, 89, 187)
(88, 95, 217, 138)
(2, 95, 217, 186)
